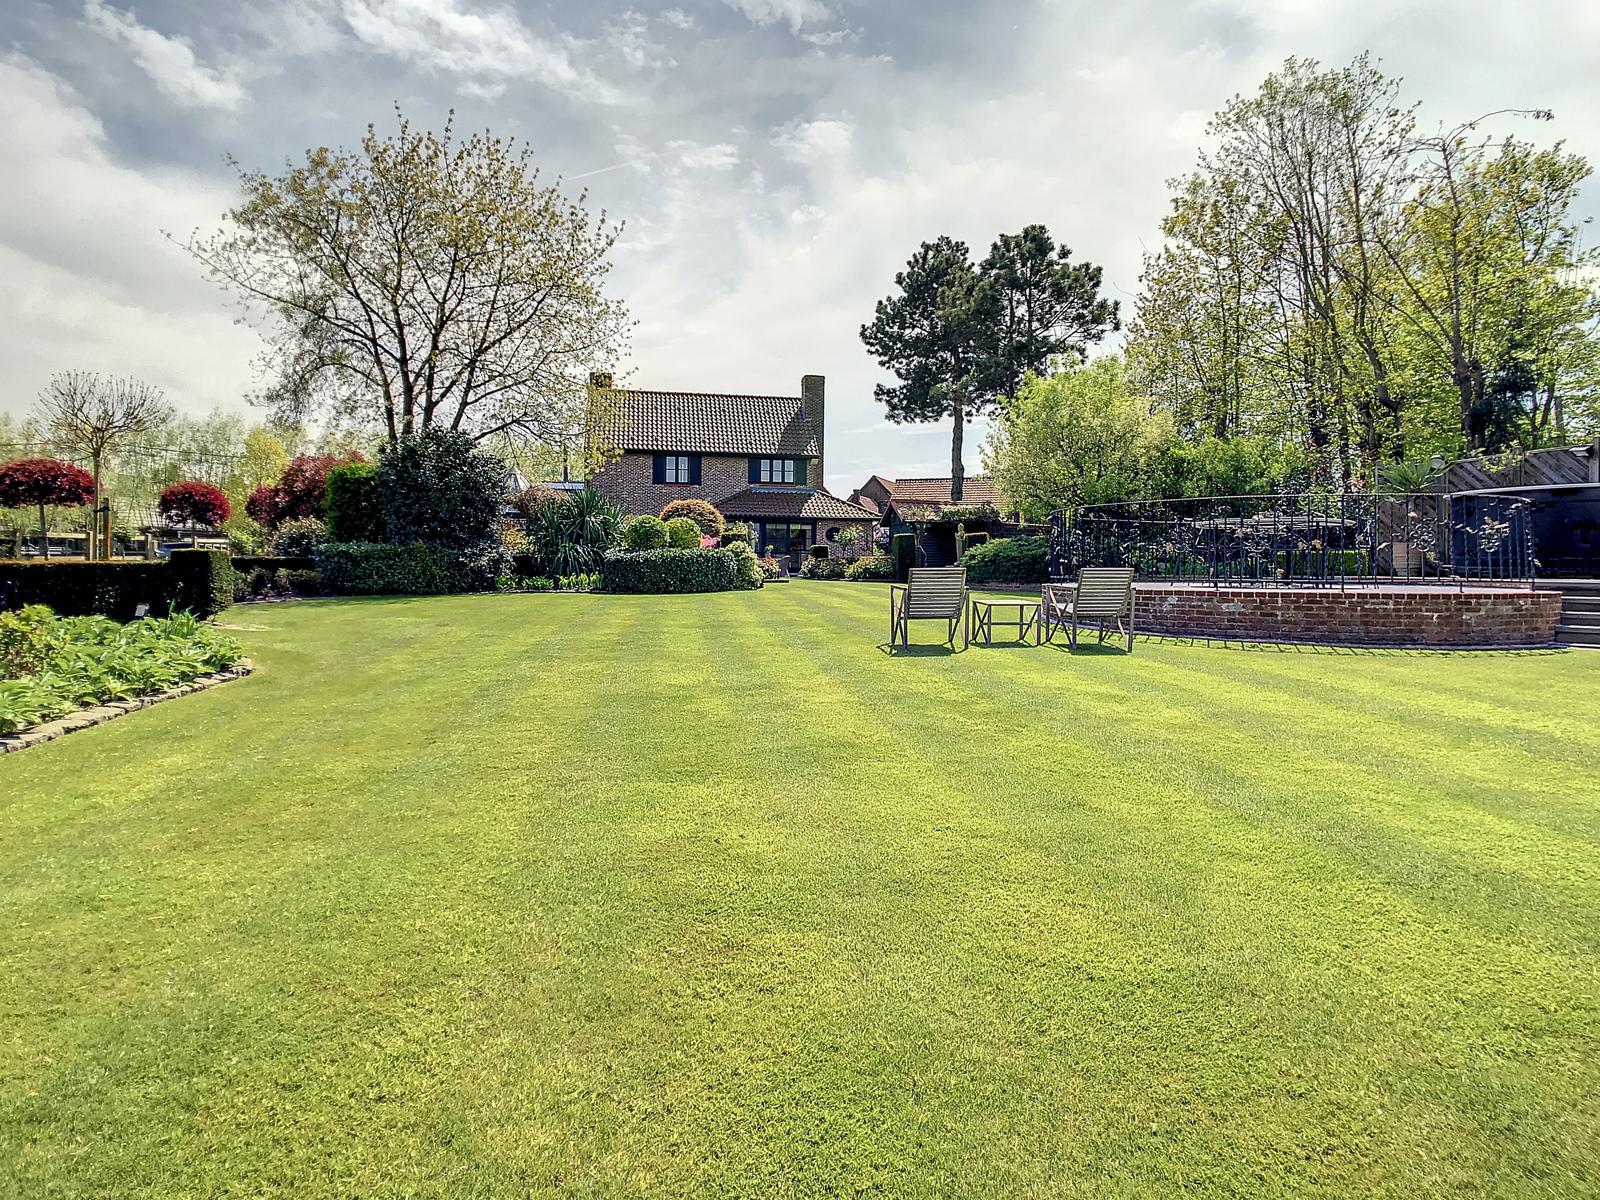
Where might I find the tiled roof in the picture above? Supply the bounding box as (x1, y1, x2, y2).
(718, 487, 879, 520)
(884, 476, 1001, 507)
(599, 388, 819, 457)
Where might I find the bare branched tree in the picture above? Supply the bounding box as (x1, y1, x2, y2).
(35, 372, 171, 558)
(178, 109, 631, 463)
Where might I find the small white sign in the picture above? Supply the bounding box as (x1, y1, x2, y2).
(134, 603, 149, 618)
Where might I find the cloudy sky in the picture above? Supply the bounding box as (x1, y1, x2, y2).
(1, 0, 1596, 494)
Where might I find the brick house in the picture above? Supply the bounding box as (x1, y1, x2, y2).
(589, 374, 878, 568)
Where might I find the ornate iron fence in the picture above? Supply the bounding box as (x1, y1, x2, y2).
(1048, 493, 1535, 588)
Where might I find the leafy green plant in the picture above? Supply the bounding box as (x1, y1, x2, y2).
(961, 535, 1049, 584)
(799, 556, 845, 579)
(314, 542, 501, 596)
(665, 517, 702, 549)
(324, 462, 384, 542)
(843, 554, 895, 581)
(532, 489, 623, 576)
(659, 499, 724, 537)
(0, 608, 243, 734)
(269, 517, 329, 557)
(377, 429, 503, 551)
(600, 548, 757, 594)
(622, 514, 670, 550)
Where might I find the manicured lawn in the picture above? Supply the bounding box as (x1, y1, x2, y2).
(3, 583, 1599, 1197)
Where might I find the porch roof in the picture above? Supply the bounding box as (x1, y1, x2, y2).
(718, 487, 879, 521)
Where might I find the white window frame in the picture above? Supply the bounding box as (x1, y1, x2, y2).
(759, 458, 795, 484)
(665, 455, 691, 483)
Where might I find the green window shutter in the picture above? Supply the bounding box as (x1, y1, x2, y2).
(652, 455, 665, 484)
(795, 459, 807, 486)
(749, 457, 760, 484)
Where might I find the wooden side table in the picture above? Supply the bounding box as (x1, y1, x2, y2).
(970, 598, 1040, 646)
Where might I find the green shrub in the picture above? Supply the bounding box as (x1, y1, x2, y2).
(530, 489, 624, 576)
(844, 554, 895, 581)
(377, 429, 503, 551)
(721, 521, 751, 544)
(807, 544, 830, 560)
(0, 608, 242, 733)
(622, 514, 670, 550)
(891, 533, 916, 581)
(324, 462, 384, 542)
(269, 517, 329, 557)
(724, 541, 762, 590)
(757, 556, 782, 581)
(800, 556, 844, 579)
(961, 535, 1049, 585)
(665, 516, 702, 549)
(600, 548, 755, 594)
(659, 498, 724, 537)
(314, 542, 501, 596)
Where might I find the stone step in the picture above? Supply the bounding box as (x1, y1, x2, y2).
(1555, 623, 1600, 647)
(1562, 597, 1600, 615)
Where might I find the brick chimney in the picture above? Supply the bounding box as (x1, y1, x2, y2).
(801, 374, 824, 490)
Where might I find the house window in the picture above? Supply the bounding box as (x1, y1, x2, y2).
(654, 454, 700, 485)
(758, 458, 796, 484)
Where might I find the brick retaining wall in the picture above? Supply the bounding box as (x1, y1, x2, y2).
(1133, 584, 1563, 647)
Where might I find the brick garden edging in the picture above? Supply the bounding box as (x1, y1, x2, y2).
(1133, 585, 1562, 647)
(0, 659, 254, 755)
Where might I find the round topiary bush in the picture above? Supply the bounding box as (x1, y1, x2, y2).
(270, 516, 330, 557)
(665, 516, 702, 549)
(623, 514, 670, 550)
(659, 498, 724, 538)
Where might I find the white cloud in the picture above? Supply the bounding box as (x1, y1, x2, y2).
(608, 9, 675, 72)
(339, 0, 620, 103)
(81, 0, 247, 111)
(721, 0, 829, 34)
(658, 8, 694, 30)
(670, 141, 740, 170)
(0, 56, 260, 415)
(771, 116, 854, 164)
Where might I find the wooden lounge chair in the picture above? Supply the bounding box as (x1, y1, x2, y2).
(1041, 567, 1136, 651)
(889, 567, 968, 648)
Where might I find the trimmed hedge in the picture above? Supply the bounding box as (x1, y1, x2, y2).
(231, 555, 316, 574)
(600, 547, 757, 594)
(325, 462, 384, 542)
(168, 550, 237, 617)
(844, 554, 895, 581)
(0, 550, 236, 620)
(961, 535, 1049, 585)
(314, 541, 502, 596)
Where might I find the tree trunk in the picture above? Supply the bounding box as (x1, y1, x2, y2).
(89, 451, 102, 561)
(38, 502, 49, 561)
(951, 404, 965, 501)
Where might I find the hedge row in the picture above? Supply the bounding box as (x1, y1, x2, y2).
(0, 550, 236, 620)
(960, 535, 1050, 585)
(313, 541, 501, 595)
(599, 547, 759, 594)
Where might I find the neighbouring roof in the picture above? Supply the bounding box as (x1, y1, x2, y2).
(599, 388, 819, 457)
(718, 487, 879, 521)
(878, 476, 1003, 508)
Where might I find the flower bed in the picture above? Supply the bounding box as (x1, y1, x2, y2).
(0, 605, 245, 736)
